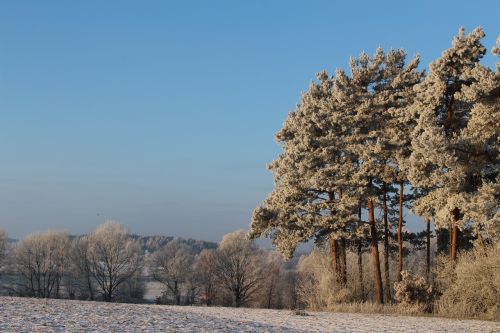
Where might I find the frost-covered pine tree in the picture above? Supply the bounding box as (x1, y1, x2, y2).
(385, 53, 425, 280)
(250, 72, 360, 285)
(408, 27, 499, 260)
(372, 49, 423, 288)
(334, 48, 422, 303)
(251, 47, 423, 304)
(333, 51, 387, 303)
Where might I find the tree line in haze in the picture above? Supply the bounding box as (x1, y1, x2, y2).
(0, 220, 434, 310)
(0, 222, 301, 308)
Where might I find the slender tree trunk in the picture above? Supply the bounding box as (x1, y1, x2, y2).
(328, 192, 340, 283)
(235, 291, 241, 307)
(382, 182, 391, 302)
(357, 204, 365, 301)
(56, 277, 60, 299)
(357, 239, 365, 301)
(368, 198, 384, 304)
(337, 190, 347, 285)
(446, 92, 458, 260)
(108, 279, 114, 302)
(331, 237, 339, 283)
(449, 221, 453, 258)
(397, 180, 404, 281)
(426, 219, 431, 282)
(340, 238, 347, 286)
(87, 274, 94, 301)
(451, 209, 459, 261)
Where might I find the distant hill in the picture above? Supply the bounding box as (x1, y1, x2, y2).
(129, 234, 218, 254)
(7, 234, 218, 255)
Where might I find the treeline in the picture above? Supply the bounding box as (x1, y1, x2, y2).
(0, 223, 298, 308)
(0, 221, 438, 310)
(1, 222, 495, 319)
(249, 27, 499, 318)
(1, 222, 143, 302)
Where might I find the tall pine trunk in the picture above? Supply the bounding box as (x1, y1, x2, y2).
(397, 180, 404, 281)
(331, 237, 339, 283)
(368, 198, 384, 304)
(340, 237, 347, 285)
(446, 97, 459, 262)
(451, 209, 459, 261)
(426, 219, 431, 282)
(328, 192, 341, 283)
(357, 204, 365, 301)
(449, 222, 453, 258)
(357, 239, 365, 301)
(382, 182, 391, 302)
(338, 189, 347, 285)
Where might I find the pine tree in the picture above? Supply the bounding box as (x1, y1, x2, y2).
(379, 49, 423, 287)
(250, 29, 497, 303)
(251, 47, 422, 304)
(408, 27, 499, 260)
(382, 49, 423, 295)
(250, 72, 361, 284)
(334, 48, 422, 303)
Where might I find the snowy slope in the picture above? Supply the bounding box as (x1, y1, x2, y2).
(0, 297, 498, 332)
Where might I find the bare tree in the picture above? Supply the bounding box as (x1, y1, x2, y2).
(69, 236, 95, 300)
(259, 251, 286, 308)
(87, 221, 141, 302)
(184, 268, 201, 305)
(215, 230, 262, 307)
(14, 231, 70, 298)
(150, 240, 194, 305)
(195, 249, 218, 306)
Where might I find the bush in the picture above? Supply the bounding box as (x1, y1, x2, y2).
(435, 245, 500, 320)
(394, 271, 434, 314)
(296, 248, 356, 311)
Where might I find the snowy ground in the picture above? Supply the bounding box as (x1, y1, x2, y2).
(0, 297, 498, 332)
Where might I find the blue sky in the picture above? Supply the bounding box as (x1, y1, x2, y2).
(0, 1, 498, 241)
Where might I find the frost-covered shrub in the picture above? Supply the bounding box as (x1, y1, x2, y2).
(435, 246, 500, 320)
(297, 248, 356, 310)
(394, 271, 434, 314)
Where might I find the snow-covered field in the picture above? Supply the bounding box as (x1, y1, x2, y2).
(0, 297, 498, 332)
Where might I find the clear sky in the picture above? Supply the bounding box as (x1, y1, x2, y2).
(0, 1, 498, 241)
